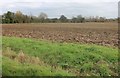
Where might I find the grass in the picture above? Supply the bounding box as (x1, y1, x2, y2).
(2, 48, 73, 76)
(2, 36, 119, 76)
(3, 57, 72, 76)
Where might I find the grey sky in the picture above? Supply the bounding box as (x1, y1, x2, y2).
(119, 1, 120, 17)
(0, 0, 119, 18)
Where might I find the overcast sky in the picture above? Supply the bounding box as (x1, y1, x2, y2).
(0, 0, 119, 18)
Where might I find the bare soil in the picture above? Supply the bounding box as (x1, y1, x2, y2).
(2, 23, 118, 47)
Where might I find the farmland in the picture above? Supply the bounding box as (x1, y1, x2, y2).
(2, 23, 118, 47)
(2, 23, 119, 76)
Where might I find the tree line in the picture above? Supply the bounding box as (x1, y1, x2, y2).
(0, 11, 117, 24)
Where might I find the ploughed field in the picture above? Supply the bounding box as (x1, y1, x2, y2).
(2, 23, 119, 76)
(2, 23, 118, 47)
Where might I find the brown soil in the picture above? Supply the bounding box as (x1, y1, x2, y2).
(2, 23, 118, 47)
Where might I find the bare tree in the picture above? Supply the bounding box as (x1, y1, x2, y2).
(38, 12, 48, 19)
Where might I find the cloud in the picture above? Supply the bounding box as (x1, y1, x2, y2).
(0, 0, 118, 18)
(0, 0, 119, 3)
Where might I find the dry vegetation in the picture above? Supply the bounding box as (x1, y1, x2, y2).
(3, 47, 49, 66)
(2, 23, 118, 47)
